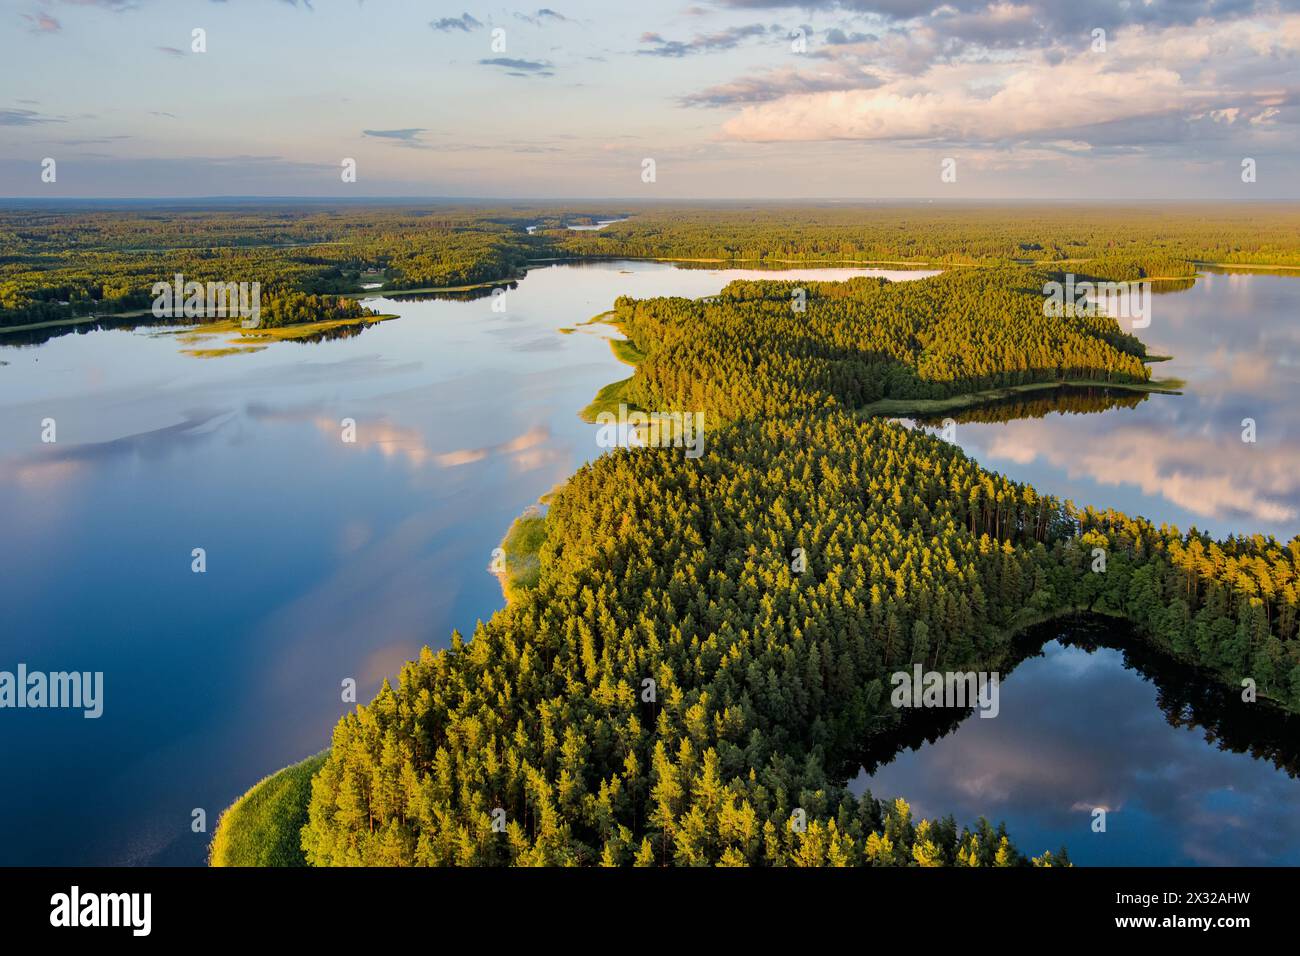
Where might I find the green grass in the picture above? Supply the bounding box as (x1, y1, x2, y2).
(578, 321, 648, 421)
(180, 345, 268, 358)
(580, 375, 639, 423)
(496, 510, 547, 603)
(241, 313, 399, 339)
(609, 337, 646, 366)
(208, 751, 326, 867)
(169, 313, 399, 356)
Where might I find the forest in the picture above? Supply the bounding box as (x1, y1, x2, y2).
(275, 267, 1296, 868)
(549, 203, 1300, 271)
(7, 202, 1292, 867)
(0, 205, 539, 328)
(606, 269, 1153, 421)
(291, 406, 1296, 866)
(6, 201, 1300, 330)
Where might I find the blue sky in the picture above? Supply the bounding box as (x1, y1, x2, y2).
(3, 0, 1300, 198)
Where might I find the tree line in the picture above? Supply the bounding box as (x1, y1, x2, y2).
(10, 201, 1300, 329)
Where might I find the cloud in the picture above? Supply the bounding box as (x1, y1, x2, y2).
(57, 0, 138, 10)
(433, 424, 551, 468)
(983, 420, 1299, 527)
(722, 63, 1188, 142)
(0, 108, 62, 126)
(53, 135, 132, 145)
(824, 27, 876, 44)
(22, 12, 62, 32)
(362, 128, 430, 148)
(638, 23, 775, 56)
(717, 0, 1296, 38)
(479, 57, 555, 76)
(0, 411, 229, 488)
(430, 13, 483, 32)
(717, 14, 1300, 144)
(515, 8, 572, 25)
(682, 65, 881, 106)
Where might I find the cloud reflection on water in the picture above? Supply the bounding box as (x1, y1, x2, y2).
(944, 271, 1300, 539)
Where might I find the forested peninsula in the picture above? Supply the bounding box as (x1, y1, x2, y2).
(211, 262, 1298, 868)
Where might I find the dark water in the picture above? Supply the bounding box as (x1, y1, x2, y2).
(0, 262, 1295, 866)
(853, 618, 1300, 865)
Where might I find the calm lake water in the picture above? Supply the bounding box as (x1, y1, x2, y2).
(0, 261, 1295, 865)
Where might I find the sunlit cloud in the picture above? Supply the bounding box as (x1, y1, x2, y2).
(22, 12, 62, 33)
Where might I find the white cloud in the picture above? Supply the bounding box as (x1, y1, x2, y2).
(718, 14, 1300, 144)
(722, 60, 1190, 142)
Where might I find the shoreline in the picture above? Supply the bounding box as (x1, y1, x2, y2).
(1, 309, 400, 339)
(11, 257, 1300, 339)
(346, 273, 525, 298)
(204, 263, 1271, 868)
(856, 376, 1183, 417)
(0, 311, 153, 335)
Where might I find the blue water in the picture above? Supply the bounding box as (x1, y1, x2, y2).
(0, 262, 1295, 865)
(0, 261, 930, 865)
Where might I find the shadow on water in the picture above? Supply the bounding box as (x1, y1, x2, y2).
(0, 282, 512, 348)
(911, 385, 1149, 426)
(664, 258, 939, 273)
(856, 613, 1300, 780)
(0, 315, 164, 348)
(378, 281, 514, 304)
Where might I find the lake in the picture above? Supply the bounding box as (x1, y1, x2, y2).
(0, 261, 1295, 865)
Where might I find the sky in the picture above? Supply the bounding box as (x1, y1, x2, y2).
(2, 0, 1300, 198)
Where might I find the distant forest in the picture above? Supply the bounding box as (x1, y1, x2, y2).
(5, 202, 1300, 328)
(551, 204, 1300, 274)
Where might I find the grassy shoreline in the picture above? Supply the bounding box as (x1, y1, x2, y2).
(172, 313, 400, 356)
(209, 751, 327, 867)
(493, 507, 547, 605)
